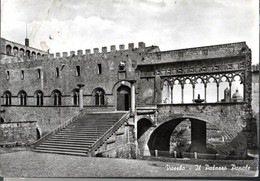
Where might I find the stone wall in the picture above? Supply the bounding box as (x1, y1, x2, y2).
(0, 121, 37, 146)
(95, 119, 136, 158)
(0, 106, 79, 144)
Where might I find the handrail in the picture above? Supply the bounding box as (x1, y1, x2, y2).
(88, 111, 130, 156)
(33, 110, 84, 148)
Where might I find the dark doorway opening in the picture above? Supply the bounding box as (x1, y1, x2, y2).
(117, 85, 131, 111)
(148, 118, 208, 157)
(36, 128, 41, 140)
(137, 118, 153, 139)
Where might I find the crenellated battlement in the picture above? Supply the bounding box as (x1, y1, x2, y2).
(48, 42, 147, 59)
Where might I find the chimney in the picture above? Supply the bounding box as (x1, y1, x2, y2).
(25, 38, 29, 47)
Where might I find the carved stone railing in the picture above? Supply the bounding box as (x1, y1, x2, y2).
(87, 111, 130, 156)
(33, 110, 84, 148)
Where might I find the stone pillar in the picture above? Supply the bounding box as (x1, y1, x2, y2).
(229, 82, 232, 102)
(204, 84, 207, 103)
(192, 84, 195, 103)
(217, 83, 219, 102)
(77, 84, 85, 110)
(190, 119, 207, 153)
(130, 80, 136, 115)
(155, 74, 162, 104)
(181, 84, 184, 104)
(170, 86, 173, 104)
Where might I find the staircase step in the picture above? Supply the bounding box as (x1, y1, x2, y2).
(50, 137, 97, 142)
(49, 138, 97, 142)
(33, 112, 127, 156)
(42, 141, 93, 146)
(44, 140, 94, 145)
(60, 128, 109, 131)
(54, 135, 102, 139)
(34, 149, 87, 156)
(34, 147, 89, 153)
(36, 144, 90, 151)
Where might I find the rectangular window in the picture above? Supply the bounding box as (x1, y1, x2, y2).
(37, 69, 41, 79)
(21, 70, 24, 80)
(6, 71, 10, 80)
(76, 66, 80, 76)
(98, 64, 102, 74)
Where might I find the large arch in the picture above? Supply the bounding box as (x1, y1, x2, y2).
(147, 117, 226, 157)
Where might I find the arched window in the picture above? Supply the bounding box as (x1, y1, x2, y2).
(32, 51, 36, 60)
(35, 90, 44, 106)
(20, 48, 24, 57)
(94, 88, 105, 106)
(51, 90, 62, 106)
(18, 90, 27, 106)
(3, 91, 11, 105)
(37, 53, 41, 59)
(26, 50, 30, 59)
(13, 47, 18, 56)
(6, 45, 12, 55)
(72, 89, 79, 106)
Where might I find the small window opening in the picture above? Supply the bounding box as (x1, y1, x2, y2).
(76, 66, 80, 76)
(6, 71, 10, 80)
(56, 67, 59, 77)
(98, 64, 102, 74)
(21, 70, 24, 80)
(37, 69, 41, 79)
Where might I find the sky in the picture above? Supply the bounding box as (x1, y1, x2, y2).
(1, 0, 259, 64)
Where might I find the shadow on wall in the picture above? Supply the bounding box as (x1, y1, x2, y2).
(214, 116, 258, 158)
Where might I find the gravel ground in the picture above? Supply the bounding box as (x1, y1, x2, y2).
(0, 150, 258, 177)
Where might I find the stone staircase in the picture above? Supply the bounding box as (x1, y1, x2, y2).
(33, 112, 128, 156)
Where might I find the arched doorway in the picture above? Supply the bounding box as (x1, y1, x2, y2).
(148, 118, 208, 157)
(117, 85, 131, 111)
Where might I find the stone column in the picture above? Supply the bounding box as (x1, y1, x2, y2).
(217, 83, 219, 102)
(229, 82, 232, 102)
(77, 84, 85, 110)
(130, 80, 138, 158)
(155, 74, 162, 104)
(181, 84, 184, 104)
(170, 86, 173, 104)
(130, 80, 136, 115)
(192, 84, 195, 103)
(204, 84, 207, 103)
